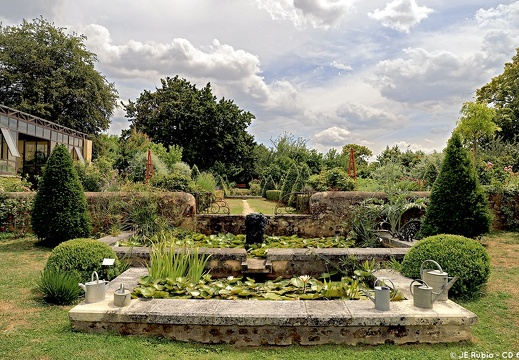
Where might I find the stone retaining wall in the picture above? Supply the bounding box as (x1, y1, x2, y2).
(104, 232, 411, 279)
(2, 190, 515, 235)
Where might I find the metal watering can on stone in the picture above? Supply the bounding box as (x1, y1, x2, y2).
(113, 283, 132, 307)
(410, 276, 459, 309)
(420, 259, 456, 302)
(78, 271, 110, 303)
(362, 278, 396, 311)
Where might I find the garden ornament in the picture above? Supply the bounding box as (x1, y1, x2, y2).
(362, 278, 396, 311)
(78, 271, 110, 303)
(410, 276, 459, 309)
(420, 259, 455, 301)
(114, 283, 132, 307)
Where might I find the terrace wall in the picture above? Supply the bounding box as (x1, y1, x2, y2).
(0, 190, 514, 236)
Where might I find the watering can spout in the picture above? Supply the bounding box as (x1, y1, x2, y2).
(79, 283, 86, 292)
(432, 275, 459, 303)
(361, 289, 376, 304)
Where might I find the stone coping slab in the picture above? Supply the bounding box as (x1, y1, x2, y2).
(69, 268, 478, 346)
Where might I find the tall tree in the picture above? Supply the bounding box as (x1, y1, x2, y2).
(123, 76, 256, 181)
(476, 47, 519, 142)
(454, 101, 499, 164)
(341, 144, 373, 167)
(420, 132, 491, 238)
(0, 17, 118, 134)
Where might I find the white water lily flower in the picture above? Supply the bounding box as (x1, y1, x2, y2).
(299, 275, 311, 283)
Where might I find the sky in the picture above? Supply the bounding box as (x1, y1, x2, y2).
(2, 0, 519, 157)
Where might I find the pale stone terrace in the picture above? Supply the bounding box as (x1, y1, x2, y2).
(69, 268, 478, 346)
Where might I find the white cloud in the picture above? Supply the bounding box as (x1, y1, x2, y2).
(368, 0, 433, 33)
(390, 140, 437, 154)
(79, 24, 306, 117)
(371, 48, 488, 104)
(293, 0, 355, 29)
(255, 0, 355, 29)
(313, 126, 352, 146)
(336, 103, 407, 130)
(330, 60, 353, 71)
(475, 2, 519, 29)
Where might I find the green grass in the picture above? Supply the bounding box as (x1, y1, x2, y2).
(223, 198, 245, 215)
(245, 198, 277, 215)
(223, 198, 277, 215)
(1, 232, 519, 359)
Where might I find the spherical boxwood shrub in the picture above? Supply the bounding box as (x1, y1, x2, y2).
(401, 234, 490, 299)
(45, 238, 125, 282)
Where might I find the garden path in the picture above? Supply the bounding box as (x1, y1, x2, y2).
(242, 199, 254, 215)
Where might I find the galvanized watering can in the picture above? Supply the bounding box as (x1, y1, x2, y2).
(362, 278, 396, 311)
(420, 260, 455, 301)
(79, 271, 110, 304)
(410, 276, 459, 309)
(113, 283, 132, 307)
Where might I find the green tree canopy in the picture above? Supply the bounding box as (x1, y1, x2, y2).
(123, 76, 256, 181)
(476, 47, 519, 142)
(341, 144, 373, 166)
(454, 101, 499, 163)
(0, 17, 118, 134)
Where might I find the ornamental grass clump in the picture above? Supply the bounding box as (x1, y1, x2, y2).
(36, 266, 83, 305)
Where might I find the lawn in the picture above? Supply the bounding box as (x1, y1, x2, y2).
(224, 198, 278, 215)
(0, 232, 518, 360)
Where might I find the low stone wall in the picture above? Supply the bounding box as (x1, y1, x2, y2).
(2, 189, 517, 235)
(104, 232, 410, 279)
(195, 192, 430, 238)
(195, 214, 337, 237)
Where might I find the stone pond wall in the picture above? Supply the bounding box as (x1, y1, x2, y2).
(0, 190, 514, 236)
(196, 192, 430, 238)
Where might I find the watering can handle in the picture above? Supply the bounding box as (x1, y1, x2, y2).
(420, 260, 442, 279)
(409, 279, 428, 296)
(374, 278, 397, 300)
(91, 271, 99, 284)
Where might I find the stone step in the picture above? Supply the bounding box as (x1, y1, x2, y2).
(241, 258, 272, 274)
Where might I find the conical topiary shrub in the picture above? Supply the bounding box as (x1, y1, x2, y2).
(31, 144, 92, 246)
(420, 132, 491, 238)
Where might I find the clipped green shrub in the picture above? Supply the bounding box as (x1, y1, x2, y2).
(45, 238, 124, 282)
(36, 266, 83, 305)
(266, 190, 281, 201)
(0, 176, 32, 192)
(306, 167, 355, 191)
(401, 234, 490, 299)
(420, 133, 491, 238)
(31, 144, 92, 246)
(150, 173, 195, 192)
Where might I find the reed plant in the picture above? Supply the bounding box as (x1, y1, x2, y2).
(147, 231, 210, 282)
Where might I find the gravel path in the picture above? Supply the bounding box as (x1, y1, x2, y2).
(242, 199, 254, 215)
